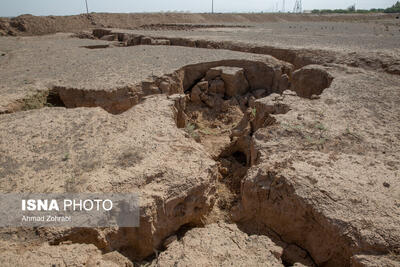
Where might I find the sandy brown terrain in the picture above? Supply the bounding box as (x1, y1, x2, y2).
(0, 12, 399, 267)
(0, 13, 396, 36)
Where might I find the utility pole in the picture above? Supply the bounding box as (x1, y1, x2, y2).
(293, 0, 302, 13)
(85, 0, 89, 15)
(212, 0, 214, 14)
(282, 0, 285, 12)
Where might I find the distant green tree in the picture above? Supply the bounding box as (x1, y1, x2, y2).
(311, 2, 399, 14)
(385, 1, 400, 13)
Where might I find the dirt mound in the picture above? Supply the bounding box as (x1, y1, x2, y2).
(0, 242, 132, 267)
(0, 95, 217, 260)
(151, 223, 284, 267)
(0, 12, 395, 36)
(0, 14, 94, 36)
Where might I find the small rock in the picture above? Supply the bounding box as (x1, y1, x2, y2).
(279, 74, 290, 92)
(100, 34, 116, 41)
(219, 167, 229, 176)
(204, 97, 215, 108)
(268, 93, 281, 102)
(253, 89, 266, 99)
(283, 244, 316, 267)
(127, 36, 142, 46)
(282, 90, 297, 96)
(159, 82, 170, 93)
(383, 182, 390, 188)
(191, 87, 202, 103)
(209, 79, 225, 94)
(205, 68, 222, 81)
(7, 30, 17, 36)
(196, 81, 209, 91)
(194, 134, 201, 143)
(310, 94, 321, 100)
(291, 65, 333, 99)
(152, 39, 171, 46)
(221, 101, 230, 112)
(147, 85, 160, 94)
(200, 92, 209, 102)
(219, 67, 249, 97)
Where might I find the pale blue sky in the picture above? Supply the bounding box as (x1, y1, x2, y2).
(0, 0, 397, 17)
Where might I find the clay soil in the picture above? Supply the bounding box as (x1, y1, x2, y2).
(0, 12, 399, 267)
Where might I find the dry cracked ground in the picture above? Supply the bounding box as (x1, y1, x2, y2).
(0, 13, 399, 267)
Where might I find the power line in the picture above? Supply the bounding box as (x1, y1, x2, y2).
(85, 0, 89, 15)
(293, 0, 302, 13)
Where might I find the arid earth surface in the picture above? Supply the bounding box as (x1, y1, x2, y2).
(0, 13, 399, 267)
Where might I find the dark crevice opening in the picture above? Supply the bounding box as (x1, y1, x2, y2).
(46, 89, 65, 107)
(136, 223, 199, 265)
(176, 223, 198, 241)
(232, 151, 247, 166)
(184, 76, 205, 94)
(82, 44, 110, 49)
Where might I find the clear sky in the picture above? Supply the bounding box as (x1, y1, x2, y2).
(0, 0, 397, 17)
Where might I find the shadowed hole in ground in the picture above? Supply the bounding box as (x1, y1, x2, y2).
(136, 23, 252, 31)
(82, 44, 110, 49)
(46, 89, 66, 107)
(232, 151, 247, 166)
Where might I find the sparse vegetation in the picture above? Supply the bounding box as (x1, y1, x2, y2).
(185, 122, 200, 140)
(385, 1, 400, 13)
(281, 121, 328, 148)
(315, 122, 327, 132)
(281, 122, 305, 138)
(344, 126, 362, 141)
(311, 2, 400, 14)
(305, 135, 327, 146)
(251, 107, 257, 117)
(62, 153, 70, 161)
(19, 89, 64, 111)
(199, 128, 216, 135)
(21, 91, 49, 111)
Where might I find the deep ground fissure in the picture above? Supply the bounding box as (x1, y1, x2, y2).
(10, 58, 340, 266)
